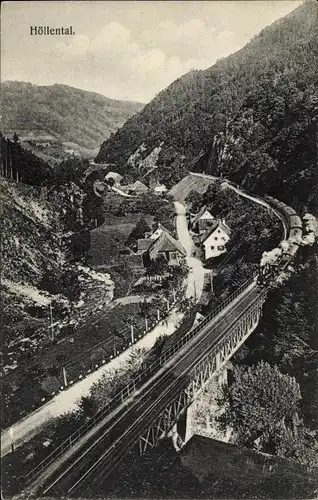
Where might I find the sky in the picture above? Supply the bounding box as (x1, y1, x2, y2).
(1, 1, 302, 103)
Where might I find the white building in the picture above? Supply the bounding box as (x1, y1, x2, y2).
(201, 219, 231, 260)
(154, 183, 167, 195)
(105, 171, 123, 186)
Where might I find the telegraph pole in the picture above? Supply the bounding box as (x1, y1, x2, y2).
(62, 367, 68, 387)
(166, 297, 170, 312)
(131, 323, 135, 344)
(210, 271, 214, 294)
(49, 303, 54, 341)
(9, 427, 14, 453)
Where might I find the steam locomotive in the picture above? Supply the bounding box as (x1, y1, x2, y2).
(258, 196, 303, 286)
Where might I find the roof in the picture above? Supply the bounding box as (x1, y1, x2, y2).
(148, 231, 186, 260)
(150, 221, 170, 235)
(192, 206, 214, 225)
(137, 239, 153, 252)
(154, 184, 167, 192)
(130, 180, 149, 192)
(201, 219, 231, 243)
(105, 171, 123, 181)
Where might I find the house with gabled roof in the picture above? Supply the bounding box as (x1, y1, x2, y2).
(135, 221, 186, 268)
(105, 171, 123, 185)
(126, 180, 149, 195)
(190, 206, 215, 233)
(147, 231, 186, 265)
(201, 219, 231, 260)
(153, 183, 167, 195)
(145, 221, 170, 240)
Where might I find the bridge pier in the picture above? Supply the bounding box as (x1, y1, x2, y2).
(137, 296, 265, 457)
(184, 365, 228, 444)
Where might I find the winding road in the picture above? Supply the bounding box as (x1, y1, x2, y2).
(174, 201, 207, 303)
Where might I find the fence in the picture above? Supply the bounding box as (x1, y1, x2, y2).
(57, 295, 177, 387)
(5, 290, 182, 424)
(25, 274, 257, 485)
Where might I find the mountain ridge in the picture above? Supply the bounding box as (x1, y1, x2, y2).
(95, 0, 317, 212)
(1, 81, 144, 150)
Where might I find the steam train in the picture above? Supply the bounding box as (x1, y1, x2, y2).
(223, 179, 304, 286)
(257, 196, 303, 286)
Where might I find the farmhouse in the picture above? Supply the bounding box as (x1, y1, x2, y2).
(190, 206, 215, 233)
(105, 171, 123, 185)
(148, 231, 186, 265)
(126, 180, 149, 195)
(201, 219, 231, 260)
(64, 148, 79, 156)
(153, 183, 167, 195)
(136, 222, 186, 267)
(145, 222, 170, 240)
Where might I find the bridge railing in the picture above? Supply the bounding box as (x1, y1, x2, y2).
(25, 273, 257, 485)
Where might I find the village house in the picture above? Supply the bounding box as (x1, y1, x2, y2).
(190, 206, 215, 233)
(200, 219, 231, 260)
(147, 231, 186, 265)
(136, 222, 170, 252)
(126, 180, 149, 195)
(135, 221, 186, 267)
(145, 222, 169, 240)
(105, 171, 123, 186)
(64, 148, 79, 156)
(153, 183, 167, 195)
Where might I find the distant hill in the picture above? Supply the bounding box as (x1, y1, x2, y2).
(95, 1, 317, 213)
(1, 82, 144, 151)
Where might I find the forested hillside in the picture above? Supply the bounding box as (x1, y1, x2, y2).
(96, 1, 317, 213)
(1, 82, 143, 150)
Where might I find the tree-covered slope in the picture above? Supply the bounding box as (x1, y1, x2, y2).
(95, 1, 317, 212)
(1, 82, 144, 149)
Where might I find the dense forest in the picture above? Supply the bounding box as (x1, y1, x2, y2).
(96, 1, 317, 213)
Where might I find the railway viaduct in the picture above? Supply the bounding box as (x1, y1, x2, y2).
(24, 276, 269, 497)
(23, 182, 294, 497)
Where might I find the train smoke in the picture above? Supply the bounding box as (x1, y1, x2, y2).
(260, 247, 282, 267)
(279, 240, 290, 252)
(302, 213, 317, 246)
